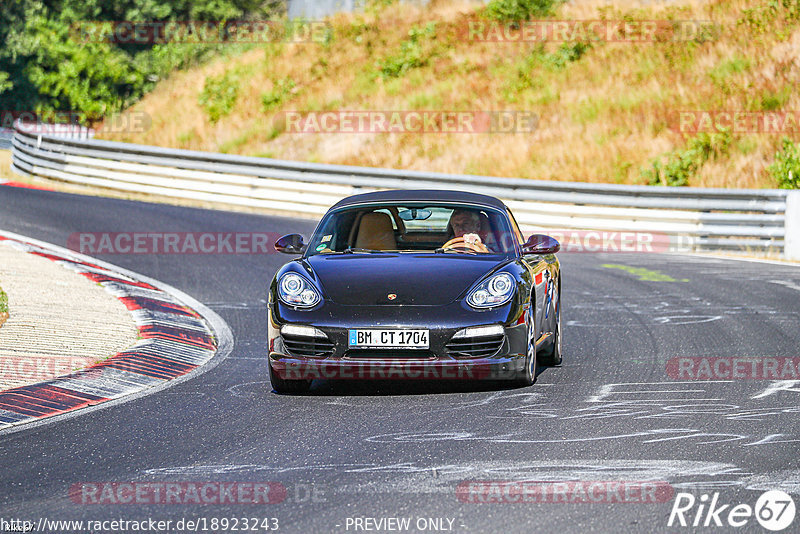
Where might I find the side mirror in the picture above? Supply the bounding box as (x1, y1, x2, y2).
(275, 234, 307, 254)
(522, 234, 560, 255)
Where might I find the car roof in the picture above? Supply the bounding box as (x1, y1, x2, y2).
(329, 189, 508, 211)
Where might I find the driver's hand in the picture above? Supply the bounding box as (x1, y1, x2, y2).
(463, 233, 482, 245)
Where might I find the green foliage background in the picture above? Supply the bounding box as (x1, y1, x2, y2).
(485, 0, 562, 21)
(768, 137, 800, 189)
(0, 0, 285, 122)
(0, 287, 7, 315)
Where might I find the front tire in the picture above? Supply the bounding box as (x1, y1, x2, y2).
(538, 290, 562, 366)
(269, 361, 312, 394)
(515, 308, 537, 386)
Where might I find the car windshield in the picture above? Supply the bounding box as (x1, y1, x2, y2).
(306, 203, 518, 256)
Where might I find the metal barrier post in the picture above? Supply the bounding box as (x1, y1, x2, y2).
(786, 190, 800, 261)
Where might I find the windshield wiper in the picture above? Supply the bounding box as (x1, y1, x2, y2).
(343, 247, 382, 254)
(435, 247, 477, 254)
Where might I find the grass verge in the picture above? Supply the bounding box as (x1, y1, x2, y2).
(0, 286, 8, 328)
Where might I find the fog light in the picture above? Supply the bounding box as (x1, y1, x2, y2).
(452, 325, 504, 339)
(281, 324, 327, 338)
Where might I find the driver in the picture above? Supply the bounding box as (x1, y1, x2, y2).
(450, 209, 480, 235)
(446, 209, 488, 252)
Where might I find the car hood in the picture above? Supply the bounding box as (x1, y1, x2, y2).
(305, 253, 508, 306)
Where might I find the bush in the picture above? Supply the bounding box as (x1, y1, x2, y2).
(485, 0, 561, 21)
(543, 42, 592, 70)
(504, 42, 589, 99)
(642, 131, 731, 187)
(767, 137, 800, 189)
(708, 57, 750, 87)
(378, 23, 437, 79)
(261, 77, 296, 112)
(738, 0, 800, 33)
(199, 69, 242, 123)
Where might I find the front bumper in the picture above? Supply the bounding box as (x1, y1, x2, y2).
(268, 301, 528, 381)
(270, 356, 526, 381)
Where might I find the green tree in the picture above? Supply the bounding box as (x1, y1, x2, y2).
(0, 0, 286, 120)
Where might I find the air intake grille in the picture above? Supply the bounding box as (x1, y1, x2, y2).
(282, 334, 334, 358)
(345, 349, 435, 359)
(446, 334, 504, 359)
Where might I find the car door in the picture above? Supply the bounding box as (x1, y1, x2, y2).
(506, 208, 551, 341)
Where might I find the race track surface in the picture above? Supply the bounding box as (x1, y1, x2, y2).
(1, 185, 798, 533)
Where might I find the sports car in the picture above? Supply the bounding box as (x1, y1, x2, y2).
(267, 189, 561, 393)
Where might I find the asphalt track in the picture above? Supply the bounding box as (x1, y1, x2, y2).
(1, 185, 799, 533)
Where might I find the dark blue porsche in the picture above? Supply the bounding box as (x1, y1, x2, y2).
(267, 189, 561, 393)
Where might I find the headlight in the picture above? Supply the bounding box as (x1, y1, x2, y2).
(278, 273, 321, 308)
(467, 273, 515, 309)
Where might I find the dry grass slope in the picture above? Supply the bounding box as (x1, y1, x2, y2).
(98, 0, 800, 188)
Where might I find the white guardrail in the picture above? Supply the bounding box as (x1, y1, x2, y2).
(9, 121, 800, 259)
(0, 129, 14, 150)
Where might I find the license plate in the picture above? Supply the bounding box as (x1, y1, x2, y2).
(348, 329, 429, 349)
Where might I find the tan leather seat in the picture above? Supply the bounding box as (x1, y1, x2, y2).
(355, 212, 396, 250)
